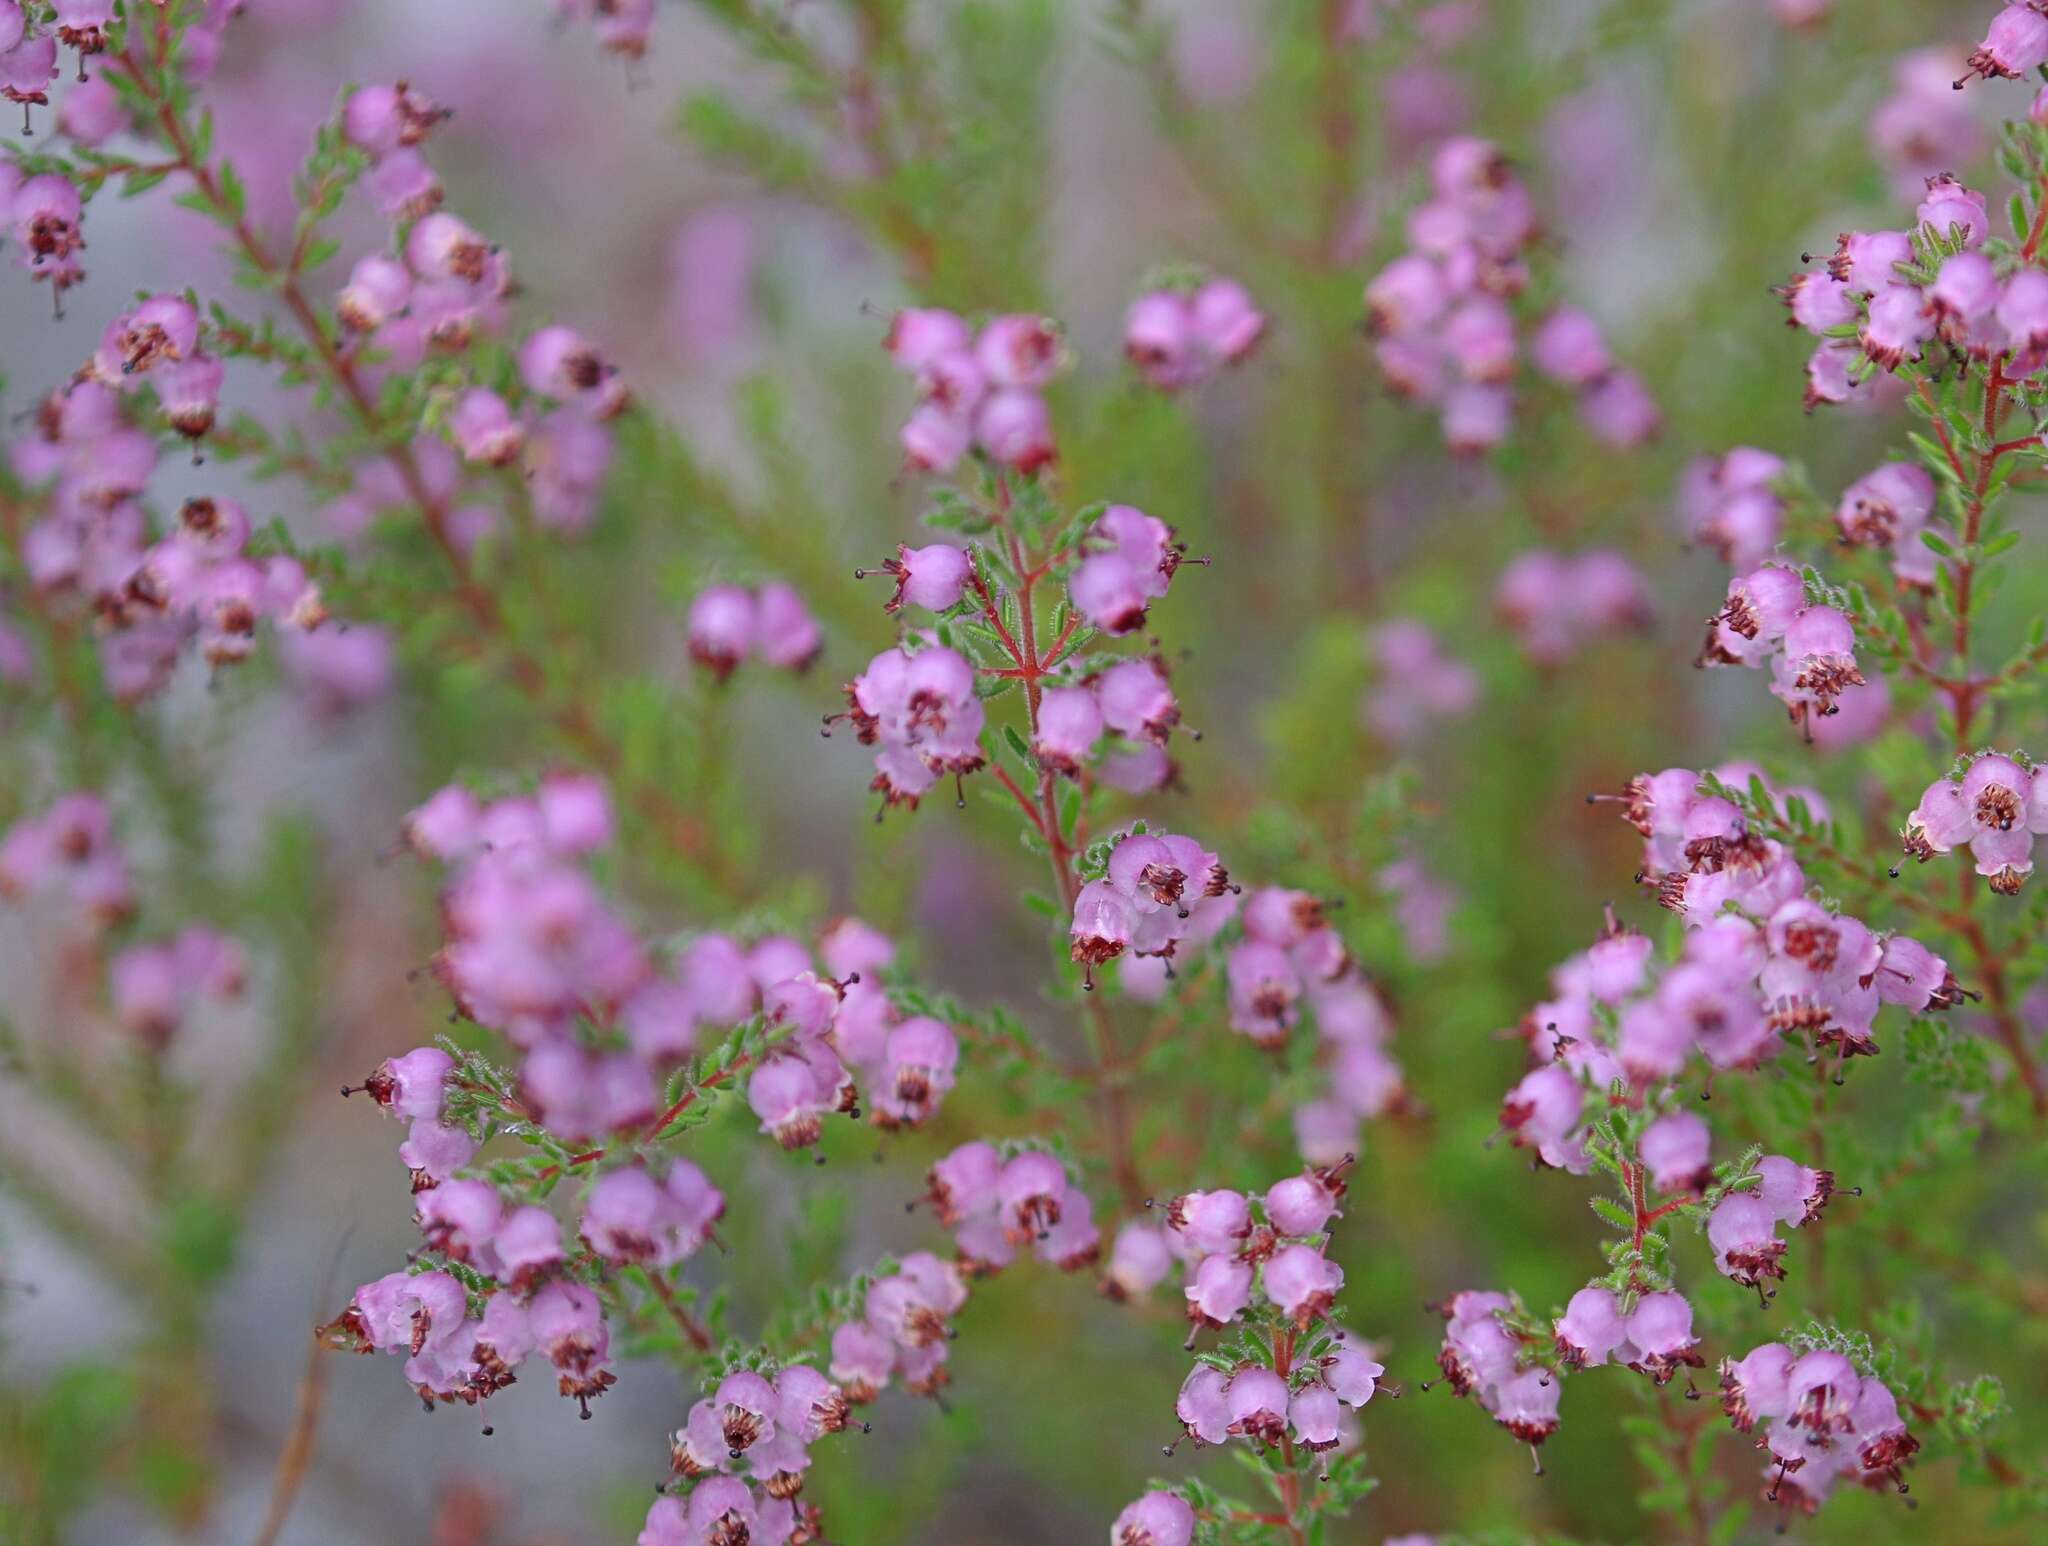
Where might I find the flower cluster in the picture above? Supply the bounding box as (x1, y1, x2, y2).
(1162, 1169, 1353, 1338)
(830, 1250, 972, 1403)
(1362, 620, 1477, 745)
(1675, 446, 1786, 569)
(109, 924, 246, 1045)
(660, 1357, 856, 1544)
(1068, 826, 1233, 991)
(1901, 750, 2048, 893)
(1365, 138, 1658, 452)
(1174, 1326, 1383, 1452)
(1871, 49, 1984, 198)
(1719, 1343, 1920, 1514)
(1494, 549, 1653, 666)
(328, 1259, 623, 1418)
(684, 582, 823, 680)
(1697, 565, 1866, 735)
(9, 383, 359, 700)
(0, 790, 132, 923)
(330, 84, 628, 535)
(1522, 783, 1960, 1092)
(835, 487, 1202, 807)
(1157, 1173, 1383, 1481)
(918, 1143, 1099, 1273)
(400, 778, 952, 1159)
(1705, 1153, 1834, 1295)
(1779, 164, 2048, 406)
(884, 308, 1065, 474)
(1122, 273, 1267, 391)
(832, 638, 990, 811)
(1830, 461, 1943, 587)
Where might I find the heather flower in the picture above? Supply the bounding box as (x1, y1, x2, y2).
(448, 389, 523, 466)
(1834, 462, 1934, 551)
(1288, 1382, 1344, 1450)
(358, 1046, 454, 1121)
(1034, 685, 1103, 776)
(494, 1205, 564, 1287)
(1499, 1064, 1582, 1156)
(1264, 1171, 1340, 1237)
(748, 1054, 829, 1149)
(342, 82, 445, 157)
(1125, 290, 1199, 390)
(1875, 933, 1962, 1010)
(884, 308, 971, 371)
(714, 1369, 779, 1455)
(1263, 1243, 1342, 1328)
(1104, 1222, 1174, 1299)
(417, 1179, 503, 1264)
(1226, 940, 1301, 1046)
(997, 1150, 1069, 1241)
(1756, 1155, 1835, 1227)
(1624, 1292, 1703, 1383)
(1639, 1110, 1712, 1194)
(1185, 1253, 1254, 1329)
(1784, 1349, 1861, 1438)
(1112, 1489, 1195, 1546)
(1096, 657, 1180, 744)
(1779, 271, 1857, 334)
(1719, 1341, 1796, 1431)
(974, 387, 1055, 471)
(1918, 175, 1989, 248)
(1530, 308, 1610, 385)
(976, 314, 1062, 388)
(1, 31, 55, 138)
(1486, 1366, 1560, 1446)
(11, 171, 84, 275)
(1966, 5, 2048, 82)
(861, 542, 970, 614)
(1069, 552, 1152, 636)
(365, 148, 443, 220)
(1167, 1187, 1249, 1256)
(1553, 1287, 1627, 1369)
(686, 584, 755, 680)
(1860, 285, 1931, 370)
(1175, 1365, 1230, 1445)
(1223, 1367, 1290, 1446)
(829, 1321, 895, 1404)
(1998, 268, 2048, 352)
(1709, 1192, 1787, 1290)
(875, 1015, 958, 1127)
(337, 1268, 467, 1356)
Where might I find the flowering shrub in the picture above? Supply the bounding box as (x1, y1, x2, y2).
(3, 3, 2047, 1544)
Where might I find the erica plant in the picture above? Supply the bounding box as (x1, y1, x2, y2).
(3, 3, 2047, 1546)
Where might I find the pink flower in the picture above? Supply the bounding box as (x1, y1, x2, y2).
(973, 388, 1055, 471)
(1112, 1490, 1194, 1546)
(1709, 1192, 1787, 1290)
(1263, 1243, 1343, 1328)
(1554, 1287, 1627, 1369)
(1125, 290, 1198, 389)
(863, 542, 970, 614)
(686, 584, 756, 680)
(1223, 1366, 1290, 1444)
(884, 308, 971, 372)
(975, 314, 1062, 388)
(1639, 1110, 1712, 1194)
(1967, 5, 2048, 82)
